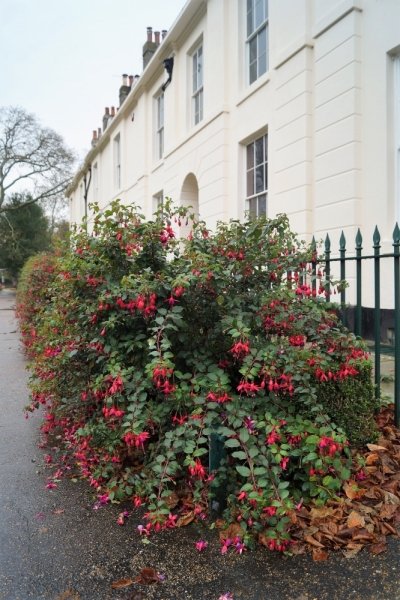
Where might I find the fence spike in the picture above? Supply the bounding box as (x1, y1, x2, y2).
(394, 222, 400, 245)
(325, 233, 331, 253)
(373, 225, 381, 248)
(356, 228, 363, 249)
(339, 230, 346, 251)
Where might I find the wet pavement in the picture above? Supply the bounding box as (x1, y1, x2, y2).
(1, 288, 400, 600)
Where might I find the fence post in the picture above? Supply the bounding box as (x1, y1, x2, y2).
(339, 231, 346, 327)
(355, 229, 363, 337)
(325, 234, 331, 303)
(373, 226, 381, 404)
(311, 236, 317, 294)
(393, 223, 400, 428)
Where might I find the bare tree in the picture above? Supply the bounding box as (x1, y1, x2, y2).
(0, 106, 76, 214)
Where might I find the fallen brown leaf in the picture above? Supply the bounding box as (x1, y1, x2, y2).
(164, 490, 180, 509)
(214, 518, 225, 529)
(347, 511, 365, 528)
(310, 506, 335, 519)
(110, 578, 133, 589)
(368, 542, 387, 554)
(290, 542, 307, 555)
(367, 444, 388, 452)
(383, 491, 400, 505)
(366, 453, 380, 466)
(312, 548, 329, 561)
(219, 522, 243, 540)
(176, 511, 195, 527)
(52, 509, 65, 515)
(344, 482, 366, 500)
(304, 534, 325, 548)
(380, 504, 398, 520)
(135, 568, 159, 585)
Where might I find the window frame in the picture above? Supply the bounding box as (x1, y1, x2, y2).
(192, 43, 204, 126)
(245, 132, 268, 218)
(114, 134, 121, 190)
(246, 0, 269, 86)
(93, 163, 99, 204)
(156, 92, 164, 160)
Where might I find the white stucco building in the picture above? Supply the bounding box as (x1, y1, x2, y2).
(68, 0, 400, 312)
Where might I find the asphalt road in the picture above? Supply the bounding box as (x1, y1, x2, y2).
(1, 289, 400, 600)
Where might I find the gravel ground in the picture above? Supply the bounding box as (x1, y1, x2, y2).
(1, 288, 400, 600)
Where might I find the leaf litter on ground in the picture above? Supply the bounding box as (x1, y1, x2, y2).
(287, 406, 400, 560)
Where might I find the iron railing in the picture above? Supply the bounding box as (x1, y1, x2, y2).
(311, 224, 400, 427)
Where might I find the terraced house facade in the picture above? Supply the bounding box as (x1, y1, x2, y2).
(68, 0, 400, 309)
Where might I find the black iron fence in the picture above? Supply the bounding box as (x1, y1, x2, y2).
(310, 224, 400, 427)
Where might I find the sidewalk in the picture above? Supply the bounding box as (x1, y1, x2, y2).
(1, 288, 400, 600)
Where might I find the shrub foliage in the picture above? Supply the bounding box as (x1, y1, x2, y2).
(17, 200, 378, 551)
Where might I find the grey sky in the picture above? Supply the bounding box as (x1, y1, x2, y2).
(0, 0, 187, 160)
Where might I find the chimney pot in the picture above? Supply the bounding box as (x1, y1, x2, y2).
(147, 27, 152, 42)
(162, 30, 167, 40)
(98, 127, 102, 138)
(122, 74, 128, 86)
(111, 106, 115, 116)
(129, 75, 134, 87)
(154, 31, 160, 44)
(93, 130, 97, 139)
(105, 107, 109, 115)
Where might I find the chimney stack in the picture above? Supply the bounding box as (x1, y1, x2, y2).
(162, 30, 167, 40)
(143, 26, 158, 70)
(154, 31, 160, 45)
(98, 127, 102, 138)
(119, 73, 131, 106)
(91, 130, 98, 148)
(103, 107, 110, 132)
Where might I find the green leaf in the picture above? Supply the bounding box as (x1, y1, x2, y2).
(232, 451, 247, 460)
(225, 438, 240, 448)
(340, 467, 351, 480)
(236, 465, 251, 477)
(193, 448, 208, 457)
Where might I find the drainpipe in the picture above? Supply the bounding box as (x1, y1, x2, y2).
(83, 165, 92, 220)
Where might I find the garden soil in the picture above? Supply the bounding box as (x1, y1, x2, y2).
(1, 289, 400, 600)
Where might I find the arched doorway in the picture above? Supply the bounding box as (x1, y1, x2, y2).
(179, 173, 199, 238)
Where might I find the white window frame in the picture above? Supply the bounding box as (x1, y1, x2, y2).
(245, 133, 268, 218)
(114, 134, 121, 190)
(246, 0, 269, 86)
(154, 192, 164, 213)
(157, 92, 164, 160)
(192, 43, 204, 125)
(93, 163, 99, 204)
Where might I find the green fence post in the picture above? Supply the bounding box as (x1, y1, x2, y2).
(209, 428, 226, 519)
(355, 229, 363, 338)
(325, 233, 331, 303)
(311, 236, 317, 294)
(393, 223, 400, 428)
(339, 231, 346, 327)
(373, 226, 381, 405)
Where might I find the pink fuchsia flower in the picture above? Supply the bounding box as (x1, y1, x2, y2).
(98, 493, 109, 504)
(34, 513, 45, 519)
(220, 538, 232, 554)
(356, 469, 367, 481)
(137, 524, 150, 536)
(123, 510, 130, 517)
(219, 594, 233, 600)
(243, 417, 255, 431)
(295, 498, 304, 511)
(280, 457, 289, 470)
(157, 573, 166, 581)
(93, 503, 101, 510)
(196, 540, 208, 552)
(46, 482, 57, 489)
(234, 537, 246, 554)
(164, 513, 178, 528)
(116, 514, 125, 525)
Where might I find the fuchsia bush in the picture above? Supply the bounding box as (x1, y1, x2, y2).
(17, 200, 377, 551)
